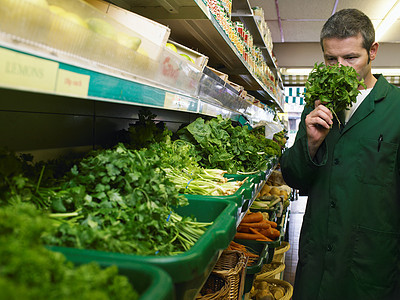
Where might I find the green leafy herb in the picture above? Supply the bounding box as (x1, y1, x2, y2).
(0, 204, 138, 299)
(177, 116, 280, 173)
(304, 62, 367, 126)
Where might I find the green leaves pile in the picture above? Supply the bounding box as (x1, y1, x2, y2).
(177, 115, 281, 173)
(44, 144, 210, 255)
(0, 204, 137, 300)
(304, 62, 367, 125)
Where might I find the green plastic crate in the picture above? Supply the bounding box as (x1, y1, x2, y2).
(183, 176, 255, 220)
(86, 260, 174, 300)
(48, 197, 237, 300)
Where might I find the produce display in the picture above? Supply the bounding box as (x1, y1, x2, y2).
(114, 110, 248, 196)
(304, 62, 366, 127)
(235, 211, 280, 242)
(251, 170, 291, 214)
(227, 240, 260, 266)
(0, 204, 138, 299)
(0, 112, 287, 297)
(177, 115, 281, 173)
(250, 279, 289, 300)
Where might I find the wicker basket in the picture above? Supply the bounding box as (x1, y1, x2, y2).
(272, 241, 290, 263)
(212, 250, 248, 300)
(253, 278, 293, 300)
(196, 273, 230, 300)
(255, 262, 285, 280)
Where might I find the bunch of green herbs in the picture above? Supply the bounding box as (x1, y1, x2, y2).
(0, 203, 137, 300)
(42, 144, 211, 255)
(177, 115, 281, 173)
(304, 62, 367, 126)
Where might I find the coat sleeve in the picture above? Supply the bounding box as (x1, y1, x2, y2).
(280, 107, 328, 194)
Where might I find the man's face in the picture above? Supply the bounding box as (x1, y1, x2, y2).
(322, 33, 372, 84)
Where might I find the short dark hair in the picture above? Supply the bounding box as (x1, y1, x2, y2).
(320, 9, 375, 52)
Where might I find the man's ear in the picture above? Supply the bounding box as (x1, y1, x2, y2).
(369, 42, 379, 61)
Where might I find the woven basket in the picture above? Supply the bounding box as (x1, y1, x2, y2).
(272, 241, 290, 263)
(274, 241, 290, 256)
(253, 278, 293, 300)
(255, 262, 285, 280)
(212, 250, 248, 300)
(196, 273, 230, 300)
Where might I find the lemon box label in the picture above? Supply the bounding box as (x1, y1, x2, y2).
(55, 69, 90, 97)
(0, 47, 58, 92)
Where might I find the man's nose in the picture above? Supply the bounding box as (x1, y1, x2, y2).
(337, 58, 348, 66)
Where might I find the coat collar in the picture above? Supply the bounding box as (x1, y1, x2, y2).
(341, 74, 389, 134)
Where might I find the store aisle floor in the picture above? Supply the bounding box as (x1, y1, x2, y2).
(283, 196, 308, 287)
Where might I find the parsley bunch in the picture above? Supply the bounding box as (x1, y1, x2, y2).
(304, 62, 367, 126)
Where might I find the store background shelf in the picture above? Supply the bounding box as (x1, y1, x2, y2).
(109, 0, 284, 110)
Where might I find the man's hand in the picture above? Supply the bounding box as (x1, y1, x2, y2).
(305, 100, 333, 158)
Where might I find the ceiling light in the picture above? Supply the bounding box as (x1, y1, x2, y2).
(375, 0, 400, 41)
(280, 68, 312, 76)
(281, 68, 400, 76)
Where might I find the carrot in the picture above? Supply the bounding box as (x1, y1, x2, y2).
(249, 228, 271, 241)
(263, 227, 280, 240)
(235, 230, 269, 241)
(234, 232, 261, 240)
(265, 220, 278, 228)
(241, 212, 263, 223)
(258, 229, 273, 241)
(237, 226, 251, 233)
(238, 220, 271, 229)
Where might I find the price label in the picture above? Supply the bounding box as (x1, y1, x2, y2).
(0, 47, 58, 92)
(55, 69, 90, 97)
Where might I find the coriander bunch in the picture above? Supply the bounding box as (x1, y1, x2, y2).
(304, 62, 367, 126)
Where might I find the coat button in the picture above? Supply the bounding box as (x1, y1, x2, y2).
(330, 201, 336, 208)
(334, 158, 339, 165)
(327, 244, 333, 251)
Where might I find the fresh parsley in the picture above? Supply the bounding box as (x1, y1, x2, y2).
(304, 62, 367, 126)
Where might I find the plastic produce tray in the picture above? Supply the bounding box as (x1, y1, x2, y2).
(234, 225, 283, 264)
(48, 197, 237, 300)
(90, 260, 174, 300)
(234, 240, 269, 294)
(182, 178, 255, 223)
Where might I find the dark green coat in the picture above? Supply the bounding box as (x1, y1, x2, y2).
(280, 75, 400, 300)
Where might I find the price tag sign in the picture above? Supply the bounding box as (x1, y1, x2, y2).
(164, 92, 198, 112)
(0, 47, 58, 92)
(55, 69, 90, 98)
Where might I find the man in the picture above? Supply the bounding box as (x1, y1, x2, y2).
(280, 9, 400, 300)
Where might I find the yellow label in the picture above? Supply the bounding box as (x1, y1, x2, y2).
(55, 69, 90, 98)
(0, 48, 58, 92)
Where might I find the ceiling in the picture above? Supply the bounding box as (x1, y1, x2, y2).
(249, 0, 400, 43)
(248, 0, 400, 70)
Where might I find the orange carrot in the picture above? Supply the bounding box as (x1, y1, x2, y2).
(265, 220, 278, 228)
(249, 228, 271, 241)
(237, 226, 252, 233)
(238, 221, 271, 229)
(242, 212, 263, 223)
(235, 231, 269, 241)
